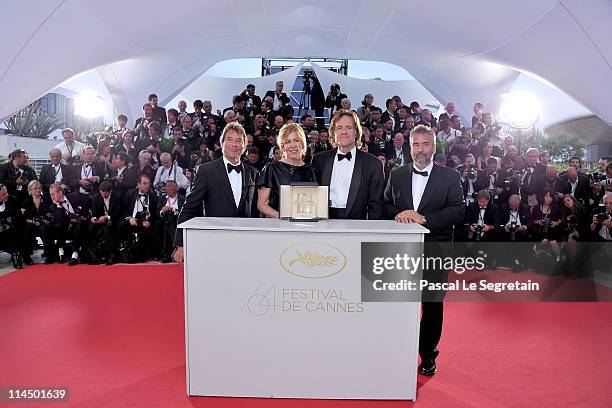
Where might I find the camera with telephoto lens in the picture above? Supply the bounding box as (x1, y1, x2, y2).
(134, 210, 149, 226)
(504, 170, 521, 187)
(0, 216, 13, 233)
(467, 164, 477, 180)
(302, 70, 313, 94)
(155, 181, 167, 197)
(595, 213, 609, 224)
(509, 221, 518, 241)
(565, 214, 577, 231)
(540, 215, 551, 234)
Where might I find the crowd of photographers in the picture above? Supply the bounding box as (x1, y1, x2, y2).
(0, 82, 610, 270)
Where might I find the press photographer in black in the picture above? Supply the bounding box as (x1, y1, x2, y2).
(39, 148, 70, 194)
(48, 182, 90, 266)
(0, 183, 24, 269)
(464, 189, 499, 242)
(157, 180, 184, 263)
(90, 181, 122, 265)
(0, 149, 38, 204)
(119, 174, 158, 261)
(21, 180, 53, 266)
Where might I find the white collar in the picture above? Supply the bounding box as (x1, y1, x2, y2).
(336, 146, 357, 158)
(223, 156, 241, 170)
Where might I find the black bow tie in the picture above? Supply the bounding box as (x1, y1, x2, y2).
(227, 163, 242, 173)
(337, 151, 352, 161)
(413, 169, 429, 176)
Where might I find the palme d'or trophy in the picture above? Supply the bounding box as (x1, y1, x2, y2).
(279, 182, 329, 221)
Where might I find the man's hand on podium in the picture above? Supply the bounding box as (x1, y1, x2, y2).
(173, 247, 184, 263)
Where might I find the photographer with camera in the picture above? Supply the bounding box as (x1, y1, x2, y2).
(356, 93, 374, 127)
(500, 194, 531, 247)
(20, 180, 53, 265)
(592, 161, 612, 206)
(153, 153, 190, 197)
(222, 95, 248, 127)
(114, 130, 138, 165)
(40, 148, 70, 194)
(380, 98, 400, 133)
(135, 120, 163, 170)
(48, 182, 90, 266)
(119, 174, 158, 262)
(464, 189, 499, 242)
(69, 146, 103, 198)
(0, 149, 38, 204)
(0, 183, 24, 269)
(458, 154, 486, 205)
(481, 157, 508, 205)
(167, 126, 192, 170)
(134, 103, 155, 142)
(557, 167, 591, 210)
(590, 194, 612, 241)
(88, 181, 122, 265)
(240, 84, 262, 120)
(55, 128, 86, 166)
(325, 84, 347, 116)
(157, 180, 185, 263)
(264, 81, 291, 117)
(531, 188, 562, 260)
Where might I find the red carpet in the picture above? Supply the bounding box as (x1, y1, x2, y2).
(1, 264, 611, 407)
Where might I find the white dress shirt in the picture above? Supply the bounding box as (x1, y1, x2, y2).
(330, 147, 357, 208)
(273, 93, 283, 111)
(132, 193, 149, 218)
(55, 140, 86, 164)
(79, 164, 94, 195)
(52, 164, 63, 183)
(223, 157, 242, 207)
(103, 195, 111, 221)
(154, 163, 190, 190)
(412, 161, 434, 211)
(0, 202, 5, 212)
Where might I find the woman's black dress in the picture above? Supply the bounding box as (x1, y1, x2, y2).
(256, 161, 316, 212)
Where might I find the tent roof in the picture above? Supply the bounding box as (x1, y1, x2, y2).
(1, 0, 610, 126)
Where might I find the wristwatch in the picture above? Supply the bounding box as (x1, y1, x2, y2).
(422, 216, 427, 225)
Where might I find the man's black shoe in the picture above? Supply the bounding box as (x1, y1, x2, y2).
(105, 257, 116, 266)
(161, 256, 173, 263)
(23, 255, 34, 265)
(420, 359, 437, 376)
(68, 258, 78, 266)
(58, 256, 68, 264)
(44, 257, 56, 265)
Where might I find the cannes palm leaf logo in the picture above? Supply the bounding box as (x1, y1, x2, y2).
(288, 250, 338, 268)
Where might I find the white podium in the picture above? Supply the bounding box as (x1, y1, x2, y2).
(180, 218, 427, 400)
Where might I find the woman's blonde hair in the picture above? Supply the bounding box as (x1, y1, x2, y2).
(28, 180, 42, 195)
(277, 123, 307, 158)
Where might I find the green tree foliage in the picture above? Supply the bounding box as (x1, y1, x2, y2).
(3, 101, 62, 138)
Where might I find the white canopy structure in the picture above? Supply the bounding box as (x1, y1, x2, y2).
(1, 0, 611, 127)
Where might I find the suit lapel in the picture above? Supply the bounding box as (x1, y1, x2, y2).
(403, 167, 414, 210)
(238, 165, 250, 212)
(345, 150, 363, 215)
(322, 150, 335, 186)
(215, 159, 237, 209)
(417, 164, 440, 213)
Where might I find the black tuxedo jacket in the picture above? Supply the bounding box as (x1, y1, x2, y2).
(384, 163, 465, 241)
(381, 111, 401, 132)
(0, 163, 37, 198)
(556, 176, 591, 205)
(311, 149, 385, 220)
(240, 91, 262, 110)
(53, 192, 91, 225)
(465, 201, 500, 226)
(90, 192, 122, 221)
(385, 147, 411, 167)
(121, 189, 159, 222)
(264, 91, 290, 107)
(499, 203, 532, 228)
(152, 106, 167, 127)
(124, 165, 156, 190)
(39, 163, 71, 192)
(157, 194, 186, 217)
(69, 163, 105, 193)
(174, 158, 259, 246)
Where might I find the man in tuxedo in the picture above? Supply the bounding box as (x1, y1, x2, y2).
(311, 110, 385, 220)
(464, 189, 499, 241)
(40, 148, 71, 194)
(0, 149, 38, 204)
(265, 81, 291, 116)
(240, 84, 262, 119)
(119, 174, 159, 260)
(133, 103, 154, 142)
(383, 124, 465, 376)
(149, 94, 167, 128)
(386, 132, 411, 168)
(173, 122, 259, 262)
(157, 180, 185, 263)
(438, 102, 455, 123)
(48, 183, 90, 266)
(380, 98, 400, 133)
(482, 157, 508, 205)
(109, 152, 130, 196)
(557, 167, 591, 208)
(69, 147, 103, 198)
(89, 181, 122, 265)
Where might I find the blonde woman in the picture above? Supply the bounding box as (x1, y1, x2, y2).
(257, 123, 316, 218)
